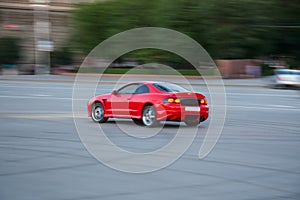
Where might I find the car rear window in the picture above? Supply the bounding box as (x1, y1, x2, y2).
(152, 83, 189, 92)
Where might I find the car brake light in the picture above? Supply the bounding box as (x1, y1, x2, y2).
(167, 98, 174, 103)
(200, 99, 208, 105)
(165, 98, 180, 104)
(277, 76, 290, 81)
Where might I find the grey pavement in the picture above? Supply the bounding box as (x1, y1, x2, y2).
(0, 76, 299, 200)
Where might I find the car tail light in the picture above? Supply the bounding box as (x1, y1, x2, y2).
(200, 99, 208, 105)
(277, 76, 290, 81)
(167, 98, 174, 103)
(164, 98, 181, 104)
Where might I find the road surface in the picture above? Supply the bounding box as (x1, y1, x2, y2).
(0, 76, 299, 200)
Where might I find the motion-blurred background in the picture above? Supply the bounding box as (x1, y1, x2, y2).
(0, 0, 299, 78)
(1, 2, 300, 200)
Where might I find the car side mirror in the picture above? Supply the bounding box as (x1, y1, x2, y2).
(112, 90, 118, 95)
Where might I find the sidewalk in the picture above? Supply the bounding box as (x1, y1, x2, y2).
(0, 74, 268, 87)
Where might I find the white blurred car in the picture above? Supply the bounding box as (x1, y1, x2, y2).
(273, 69, 300, 88)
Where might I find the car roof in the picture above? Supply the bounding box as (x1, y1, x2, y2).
(275, 68, 298, 72)
(275, 69, 300, 75)
(126, 81, 168, 85)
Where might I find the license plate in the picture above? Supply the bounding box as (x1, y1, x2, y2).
(185, 107, 200, 112)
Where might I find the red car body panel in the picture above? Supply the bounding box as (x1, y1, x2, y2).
(87, 82, 209, 123)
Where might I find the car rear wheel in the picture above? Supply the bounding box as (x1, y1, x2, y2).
(142, 105, 158, 127)
(91, 103, 108, 123)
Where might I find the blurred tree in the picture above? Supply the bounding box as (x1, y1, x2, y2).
(70, 0, 300, 67)
(270, 0, 300, 68)
(203, 0, 278, 59)
(50, 47, 73, 68)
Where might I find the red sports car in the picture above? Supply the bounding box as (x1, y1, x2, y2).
(87, 81, 209, 127)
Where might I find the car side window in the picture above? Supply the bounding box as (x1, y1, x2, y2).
(118, 84, 139, 94)
(134, 84, 149, 94)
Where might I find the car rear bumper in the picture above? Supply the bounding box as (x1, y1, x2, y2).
(276, 80, 300, 86)
(156, 104, 208, 122)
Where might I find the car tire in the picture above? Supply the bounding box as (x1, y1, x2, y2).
(142, 105, 158, 127)
(91, 103, 108, 123)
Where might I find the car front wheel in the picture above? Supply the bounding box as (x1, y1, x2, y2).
(142, 105, 158, 127)
(91, 103, 108, 123)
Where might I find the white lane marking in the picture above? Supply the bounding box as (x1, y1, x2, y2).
(0, 95, 299, 111)
(222, 104, 296, 108)
(0, 113, 87, 119)
(0, 87, 298, 98)
(270, 105, 294, 108)
(1, 84, 299, 97)
(214, 92, 299, 98)
(31, 94, 52, 97)
(227, 105, 300, 111)
(0, 85, 113, 90)
(0, 85, 97, 90)
(0, 95, 86, 101)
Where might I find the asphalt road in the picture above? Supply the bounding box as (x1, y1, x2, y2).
(0, 76, 299, 200)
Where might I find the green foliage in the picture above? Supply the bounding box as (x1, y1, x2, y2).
(118, 49, 193, 69)
(261, 63, 274, 76)
(78, 67, 211, 76)
(71, 0, 300, 68)
(0, 37, 21, 64)
(50, 47, 73, 67)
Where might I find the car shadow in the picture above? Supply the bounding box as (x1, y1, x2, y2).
(105, 119, 200, 129)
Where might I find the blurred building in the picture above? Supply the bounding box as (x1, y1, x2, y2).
(0, 0, 94, 74)
(215, 59, 261, 78)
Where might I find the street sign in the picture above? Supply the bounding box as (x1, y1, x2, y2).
(37, 40, 54, 52)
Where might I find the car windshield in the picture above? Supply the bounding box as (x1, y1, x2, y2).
(152, 83, 190, 92)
